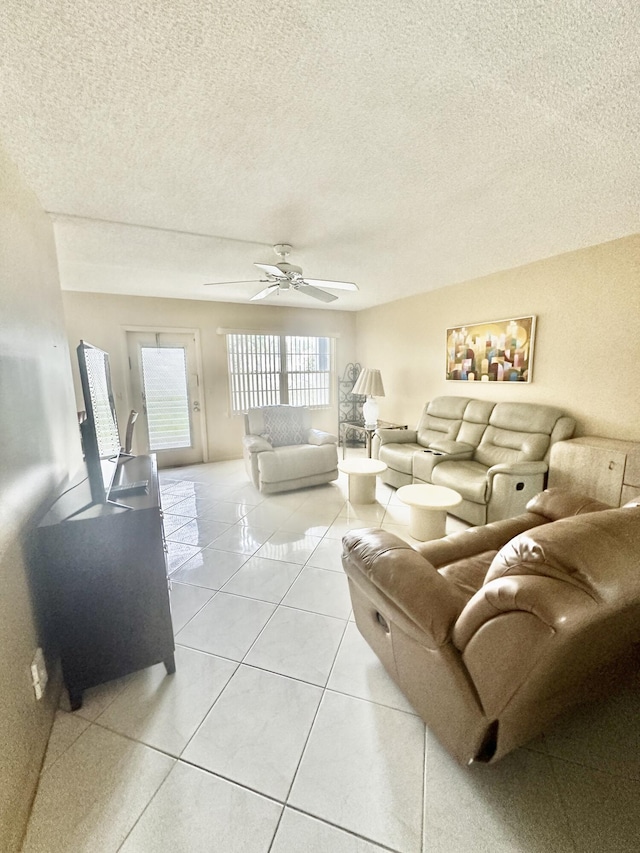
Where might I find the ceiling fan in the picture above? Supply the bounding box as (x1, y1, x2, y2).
(204, 244, 359, 303)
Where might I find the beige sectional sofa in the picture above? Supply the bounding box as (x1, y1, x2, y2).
(374, 396, 575, 524)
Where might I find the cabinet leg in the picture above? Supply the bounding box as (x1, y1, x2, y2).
(68, 687, 83, 711)
(164, 653, 176, 675)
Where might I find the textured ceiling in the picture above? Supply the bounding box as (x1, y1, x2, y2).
(1, 1, 639, 310)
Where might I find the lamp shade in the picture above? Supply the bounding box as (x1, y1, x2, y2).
(352, 368, 385, 398)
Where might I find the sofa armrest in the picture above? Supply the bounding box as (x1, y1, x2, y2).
(453, 575, 594, 652)
(452, 575, 597, 716)
(342, 528, 467, 645)
(486, 460, 548, 480)
(428, 439, 475, 457)
(526, 488, 611, 521)
(307, 428, 337, 446)
(243, 435, 273, 453)
(376, 428, 417, 445)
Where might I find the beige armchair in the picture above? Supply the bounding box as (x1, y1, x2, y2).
(341, 489, 640, 765)
(243, 405, 338, 493)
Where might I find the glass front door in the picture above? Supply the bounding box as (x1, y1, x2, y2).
(127, 331, 205, 467)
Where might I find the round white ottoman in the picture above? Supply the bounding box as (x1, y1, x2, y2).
(338, 458, 388, 504)
(396, 483, 462, 540)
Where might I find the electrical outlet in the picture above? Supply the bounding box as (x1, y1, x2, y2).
(30, 647, 48, 701)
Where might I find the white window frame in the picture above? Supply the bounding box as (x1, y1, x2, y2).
(226, 333, 334, 414)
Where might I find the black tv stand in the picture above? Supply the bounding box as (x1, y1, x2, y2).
(38, 454, 175, 710)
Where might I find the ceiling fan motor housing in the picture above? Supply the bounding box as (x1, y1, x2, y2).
(276, 262, 303, 275)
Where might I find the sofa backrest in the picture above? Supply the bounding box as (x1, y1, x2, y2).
(244, 405, 311, 446)
(416, 397, 470, 447)
(474, 402, 572, 468)
(457, 400, 495, 446)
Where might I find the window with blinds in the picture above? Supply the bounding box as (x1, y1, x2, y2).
(226, 333, 333, 413)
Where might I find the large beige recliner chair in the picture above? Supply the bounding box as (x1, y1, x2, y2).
(341, 489, 640, 765)
(243, 405, 338, 493)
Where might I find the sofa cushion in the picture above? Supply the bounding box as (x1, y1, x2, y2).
(416, 397, 469, 447)
(416, 415, 463, 447)
(431, 459, 489, 504)
(258, 443, 337, 483)
(474, 426, 550, 468)
(489, 402, 564, 434)
(457, 400, 495, 446)
(261, 406, 308, 447)
(308, 428, 337, 446)
(438, 550, 499, 599)
(379, 442, 424, 475)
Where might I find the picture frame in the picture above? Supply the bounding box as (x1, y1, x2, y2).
(446, 316, 536, 382)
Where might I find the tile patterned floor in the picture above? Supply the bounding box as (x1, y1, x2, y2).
(23, 457, 640, 852)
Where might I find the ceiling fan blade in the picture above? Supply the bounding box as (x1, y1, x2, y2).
(301, 278, 358, 291)
(203, 279, 267, 286)
(250, 284, 280, 301)
(298, 283, 338, 303)
(254, 263, 283, 277)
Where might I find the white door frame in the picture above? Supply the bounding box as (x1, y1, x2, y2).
(121, 325, 209, 464)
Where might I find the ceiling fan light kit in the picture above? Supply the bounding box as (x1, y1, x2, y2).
(204, 244, 358, 303)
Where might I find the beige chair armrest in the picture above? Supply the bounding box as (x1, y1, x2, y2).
(307, 428, 337, 446)
(453, 575, 597, 716)
(454, 575, 594, 652)
(526, 488, 611, 520)
(243, 435, 272, 453)
(342, 528, 467, 645)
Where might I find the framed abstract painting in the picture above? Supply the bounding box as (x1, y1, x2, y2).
(446, 316, 536, 382)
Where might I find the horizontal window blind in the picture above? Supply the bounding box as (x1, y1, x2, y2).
(286, 336, 331, 407)
(226, 333, 332, 413)
(140, 347, 192, 450)
(227, 333, 281, 413)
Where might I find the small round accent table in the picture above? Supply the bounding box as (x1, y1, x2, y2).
(338, 458, 388, 504)
(396, 483, 462, 541)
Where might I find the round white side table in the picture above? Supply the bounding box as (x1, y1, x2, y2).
(338, 458, 387, 504)
(396, 483, 462, 541)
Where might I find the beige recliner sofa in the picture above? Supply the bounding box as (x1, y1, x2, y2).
(375, 396, 575, 525)
(243, 405, 338, 493)
(341, 489, 640, 765)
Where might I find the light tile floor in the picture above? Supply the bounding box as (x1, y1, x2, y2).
(23, 456, 640, 852)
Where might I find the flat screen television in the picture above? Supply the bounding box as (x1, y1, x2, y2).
(77, 340, 122, 504)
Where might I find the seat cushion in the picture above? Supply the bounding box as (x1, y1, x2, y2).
(431, 459, 489, 504)
(258, 443, 338, 483)
(438, 550, 499, 599)
(379, 442, 424, 475)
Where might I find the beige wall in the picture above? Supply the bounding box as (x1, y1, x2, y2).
(0, 146, 83, 849)
(356, 234, 640, 441)
(62, 292, 358, 462)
